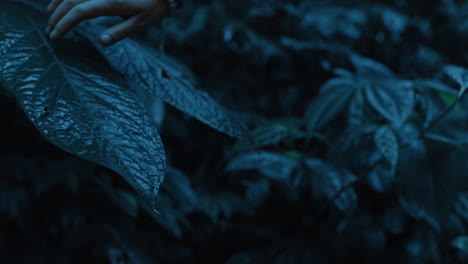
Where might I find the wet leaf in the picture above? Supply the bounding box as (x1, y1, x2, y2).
(79, 22, 248, 139)
(0, 2, 165, 211)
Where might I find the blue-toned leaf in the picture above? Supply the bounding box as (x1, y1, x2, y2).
(305, 159, 358, 212)
(227, 151, 300, 181)
(397, 138, 465, 230)
(233, 118, 305, 152)
(163, 167, 198, 211)
(0, 2, 165, 211)
(454, 192, 468, 222)
(364, 80, 415, 126)
(452, 236, 468, 254)
(300, 6, 367, 39)
(79, 22, 248, 139)
(196, 191, 253, 222)
(374, 125, 398, 167)
(443, 65, 468, 97)
(351, 55, 395, 79)
(347, 87, 365, 129)
(417, 79, 457, 95)
(367, 162, 394, 192)
(305, 78, 355, 133)
(243, 179, 270, 207)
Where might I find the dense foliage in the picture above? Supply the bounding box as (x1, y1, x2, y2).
(1, 0, 468, 263)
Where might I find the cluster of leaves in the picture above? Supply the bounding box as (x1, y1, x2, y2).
(2, 0, 468, 263)
(0, 0, 247, 214)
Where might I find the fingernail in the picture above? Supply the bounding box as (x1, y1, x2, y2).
(49, 29, 59, 39)
(46, 3, 53, 11)
(100, 34, 112, 45)
(45, 25, 51, 34)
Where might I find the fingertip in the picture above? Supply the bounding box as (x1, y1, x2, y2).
(49, 29, 59, 39)
(100, 34, 113, 46)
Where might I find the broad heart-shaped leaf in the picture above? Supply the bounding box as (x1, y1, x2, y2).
(443, 65, 468, 97)
(0, 2, 165, 211)
(78, 22, 248, 139)
(364, 79, 415, 127)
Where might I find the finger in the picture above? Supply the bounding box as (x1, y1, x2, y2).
(47, 0, 88, 34)
(99, 14, 149, 46)
(47, 0, 63, 13)
(50, 0, 116, 39)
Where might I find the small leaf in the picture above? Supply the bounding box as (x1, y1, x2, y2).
(443, 65, 468, 97)
(163, 167, 198, 211)
(351, 55, 395, 79)
(233, 118, 305, 152)
(452, 236, 468, 254)
(243, 179, 270, 207)
(374, 125, 398, 167)
(227, 151, 300, 181)
(416, 79, 457, 95)
(397, 138, 465, 229)
(364, 80, 415, 126)
(110, 190, 139, 218)
(454, 192, 468, 222)
(196, 191, 253, 222)
(305, 78, 355, 133)
(347, 87, 365, 129)
(367, 162, 394, 192)
(305, 159, 358, 212)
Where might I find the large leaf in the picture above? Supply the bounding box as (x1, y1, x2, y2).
(0, 2, 165, 210)
(79, 22, 248, 139)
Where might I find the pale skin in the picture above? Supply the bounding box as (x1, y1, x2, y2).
(46, 0, 171, 46)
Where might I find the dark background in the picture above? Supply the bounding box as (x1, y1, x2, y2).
(1, 0, 468, 263)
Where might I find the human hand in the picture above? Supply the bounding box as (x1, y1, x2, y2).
(46, 0, 170, 46)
